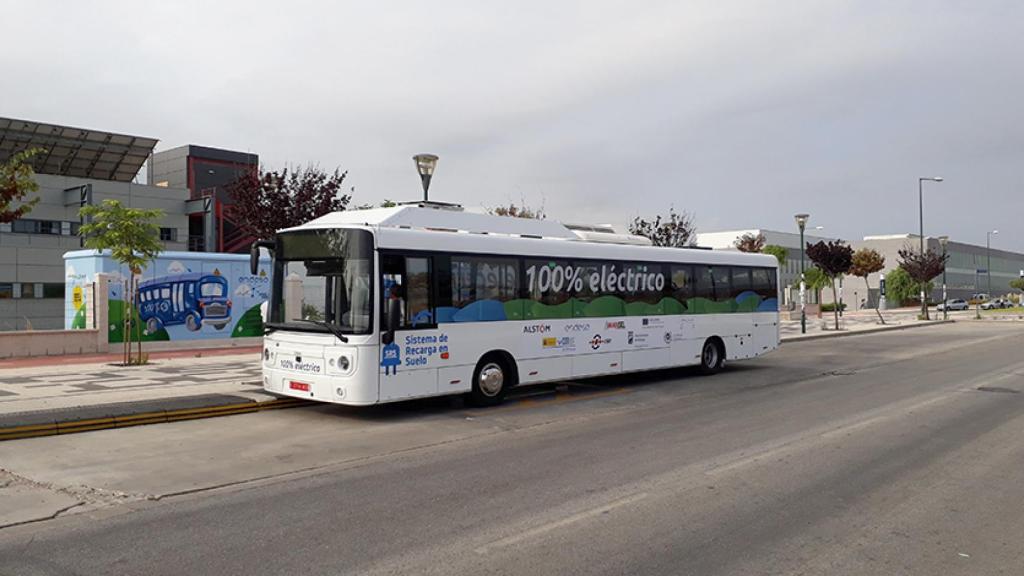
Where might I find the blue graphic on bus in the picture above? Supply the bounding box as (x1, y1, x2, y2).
(138, 273, 232, 333)
(381, 342, 401, 375)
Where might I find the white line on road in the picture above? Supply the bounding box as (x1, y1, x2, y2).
(474, 492, 649, 555)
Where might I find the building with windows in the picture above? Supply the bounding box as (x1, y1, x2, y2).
(0, 117, 189, 330)
(698, 228, 1024, 308)
(148, 145, 258, 253)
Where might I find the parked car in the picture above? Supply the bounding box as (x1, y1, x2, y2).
(937, 299, 969, 311)
(980, 298, 1012, 310)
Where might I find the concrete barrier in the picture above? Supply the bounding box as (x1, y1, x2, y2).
(0, 328, 107, 359)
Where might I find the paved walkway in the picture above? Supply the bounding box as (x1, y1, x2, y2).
(0, 354, 266, 416)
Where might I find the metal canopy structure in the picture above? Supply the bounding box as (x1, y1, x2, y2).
(0, 117, 158, 182)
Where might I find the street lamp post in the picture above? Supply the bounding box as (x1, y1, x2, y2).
(794, 213, 810, 334)
(987, 229, 998, 296)
(413, 154, 439, 201)
(918, 176, 943, 318)
(939, 235, 949, 320)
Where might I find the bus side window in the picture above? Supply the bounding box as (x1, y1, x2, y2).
(671, 265, 694, 305)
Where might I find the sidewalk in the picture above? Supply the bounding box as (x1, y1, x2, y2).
(0, 317, 958, 440)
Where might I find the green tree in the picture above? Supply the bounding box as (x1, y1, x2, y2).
(79, 200, 164, 365)
(849, 248, 886, 324)
(884, 267, 932, 307)
(1, 148, 44, 223)
(803, 266, 830, 309)
(763, 245, 787, 266)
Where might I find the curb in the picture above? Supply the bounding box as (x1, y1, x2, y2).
(782, 319, 955, 343)
(0, 396, 309, 442)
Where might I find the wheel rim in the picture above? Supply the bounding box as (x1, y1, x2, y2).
(703, 343, 718, 368)
(147, 319, 158, 333)
(478, 363, 504, 397)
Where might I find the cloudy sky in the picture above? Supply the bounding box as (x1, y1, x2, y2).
(5, 1, 1022, 250)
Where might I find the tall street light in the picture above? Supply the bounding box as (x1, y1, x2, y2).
(413, 154, 439, 201)
(794, 213, 810, 334)
(918, 176, 943, 318)
(939, 235, 949, 320)
(987, 229, 999, 296)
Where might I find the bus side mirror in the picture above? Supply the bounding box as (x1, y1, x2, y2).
(250, 244, 260, 275)
(251, 239, 274, 275)
(382, 298, 401, 345)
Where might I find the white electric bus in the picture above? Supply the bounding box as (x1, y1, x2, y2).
(253, 202, 780, 406)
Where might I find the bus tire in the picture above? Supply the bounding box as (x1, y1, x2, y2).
(468, 354, 514, 406)
(146, 318, 160, 334)
(186, 313, 201, 332)
(699, 338, 724, 375)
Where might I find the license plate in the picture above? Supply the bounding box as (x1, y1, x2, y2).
(289, 381, 311, 392)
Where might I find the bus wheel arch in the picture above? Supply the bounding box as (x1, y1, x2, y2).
(145, 317, 161, 334)
(699, 337, 725, 375)
(468, 350, 518, 406)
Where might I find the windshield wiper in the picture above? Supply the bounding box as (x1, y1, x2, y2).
(290, 319, 349, 343)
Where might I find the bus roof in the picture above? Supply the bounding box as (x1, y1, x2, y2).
(139, 272, 224, 287)
(281, 204, 776, 268)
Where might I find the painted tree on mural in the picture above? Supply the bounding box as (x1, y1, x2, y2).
(628, 208, 697, 247)
(226, 165, 353, 240)
(0, 148, 43, 223)
(806, 240, 854, 330)
(79, 200, 164, 365)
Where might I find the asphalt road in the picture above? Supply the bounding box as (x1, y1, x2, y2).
(1, 322, 1023, 575)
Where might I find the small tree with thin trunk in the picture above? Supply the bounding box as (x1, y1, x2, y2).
(79, 200, 164, 365)
(850, 248, 886, 324)
(806, 240, 854, 330)
(1, 148, 44, 223)
(628, 208, 697, 247)
(734, 232, 766, 253)
(898, 247, 948, 320)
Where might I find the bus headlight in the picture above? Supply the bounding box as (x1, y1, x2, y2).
(338, 355, 350, 372)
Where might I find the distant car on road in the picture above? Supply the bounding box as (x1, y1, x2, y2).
(980, 298, 1013, 310)
(937, 299, 969, 311)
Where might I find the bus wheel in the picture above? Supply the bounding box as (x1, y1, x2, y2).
(469, 355, 513, 406)
(146, 318, 160, 334)
(699, 338, 724, 375)
(186, 313, 201, 332)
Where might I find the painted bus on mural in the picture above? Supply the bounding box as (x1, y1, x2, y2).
(254, 203, 780, 406)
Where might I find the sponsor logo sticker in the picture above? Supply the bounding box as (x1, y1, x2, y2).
(523, 324, 551, 334)
(605, 321, 626, 330)
(564, 322, 591, 333)
(544, 336, 576, 350)
(590, 334, 611, 350)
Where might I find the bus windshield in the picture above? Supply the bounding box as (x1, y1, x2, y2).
(199, 281, 225, 297)
(268, 228, 374, 335)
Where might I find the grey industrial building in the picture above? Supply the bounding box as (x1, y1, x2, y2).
(0, 117, 254, 330)
(698, 229, 1024, 308)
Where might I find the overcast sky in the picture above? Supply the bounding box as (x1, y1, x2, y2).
(5, 1, 1022, 251)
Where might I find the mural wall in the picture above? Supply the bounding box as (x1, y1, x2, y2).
(64, 250, 270, 343)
